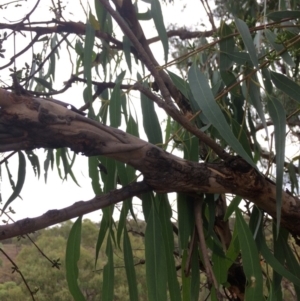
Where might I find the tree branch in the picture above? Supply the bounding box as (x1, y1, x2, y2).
(0, 181, 151, 240)
(1, 89, 300, 236)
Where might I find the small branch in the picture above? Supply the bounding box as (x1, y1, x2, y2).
(194, 196, 221, 299)
(0, 181, 151, 240)
(0, 247, 36, 300)
(0, 34, 40, 70)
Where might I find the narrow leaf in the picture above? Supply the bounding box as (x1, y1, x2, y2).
(34, 77, 54, 91)
(234, 18, 259, 68)
(271, 71, 300, 104)
(235, 209, 263, 300)
(25, 150, 40, 178)
(102, 235, 114, 301)
(2, 151, 26, 212)
(188, 63, 255, 167)
(123, 230, 139, 301)
(268, 10, 300, 21)
(65, 217, 85, 301)
(151, 0, 168, 62)
(123, 35, 132, 73)
(110, 70, 126, 128)
(219, 21, 235, 70)
(140, 82, 163, 145)
(267, 96, 286, 235)
(145, 201, 167, 301)
(158, 195, 181, 301)
(84, 19, 95, 103)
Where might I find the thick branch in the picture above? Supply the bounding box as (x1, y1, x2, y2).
(0, 181, 151, 240)
(1, 89, 300, 236)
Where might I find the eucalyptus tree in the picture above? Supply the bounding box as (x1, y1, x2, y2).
(0, 0, 300, 300)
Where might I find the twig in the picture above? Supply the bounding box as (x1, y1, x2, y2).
(194, 195, 221, 300)
(0, 247, 36, 300)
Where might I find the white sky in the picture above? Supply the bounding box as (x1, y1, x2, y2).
(0, 0, 214, 223)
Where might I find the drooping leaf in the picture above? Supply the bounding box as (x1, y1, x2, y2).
(158, 195, 181, 301)
(95, 217, 109, 265)
(102, 235, 114, 301)
(34, 77, 54, 91)
(83, 19, 95, 103)
(235, 209, 264, 301)
(145, 201, 167, 301)
(25, 150, 40, 178)
(188, 63, 255, 167)
(151, 0, 168, 62)
(278, 228, 300, 298)
(123, 230, 139, 301)
(65, 216, 85, 301)
(2, 151, 26, 213)
(267, 96, 286, 235)
(234, 17, 259, 68)
(219, 21, 235, 71)
(244, 72, 268, 136)
(270, 71, 300, 104)
(43, 149, 54, 183)
(267, 10, 300, 21)
(255, 223, 300, 287)
(110, 70, 126, 128)
(140, 81, 163, 145)
(123, 35, 132, 73)
(88, 156, 102, 195)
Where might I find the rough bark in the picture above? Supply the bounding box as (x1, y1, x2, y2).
(0, 88, 300, 238)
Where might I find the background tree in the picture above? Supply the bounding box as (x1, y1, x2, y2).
(0, 0, 300, 300)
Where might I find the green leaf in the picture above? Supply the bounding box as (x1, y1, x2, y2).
(145, 201, 167, 301)
(95, 217, 108, 265)
(25, 151, 40, 178)
(110, 70, 126, 128)
(102, 235, 114, 301)
(224, 195, 242, 221)
(140, 82, 163, 145)
(219, 21, 235, 70)
(158, 195, 181, 301)
(244, 72, 268, 136)
(123, 230, 139, 301)
(2, 151, 26, 213)
(255, 224, 300, 287)
(235, 209, 263, 301)
(267, 10, 300, 21)
(126, 114, 139, 137)
(278, 228, 300, 297)
(234, 18, 259, 68)
(151, 0, 168, 62)
(181, 249, 191, 301)
(264, 29, 295, 67)
(188, 63, 255, 167)
(65, 216, 85, 301)
(270, 71, 300, 104)
(123, 35, 132, 73)
(225, 223, 240, 270)
(267, 96, 286, 235)
(34, 77, 54, 91)
(43, 149, 54, 183)
(88, 156, 102, 195)
(190, 242, 200, 301)
(84, 19, 95, 103)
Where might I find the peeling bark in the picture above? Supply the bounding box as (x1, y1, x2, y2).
(1, 88, 300, 237)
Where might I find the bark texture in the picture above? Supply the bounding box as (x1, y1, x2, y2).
(1, 88, 300, 237)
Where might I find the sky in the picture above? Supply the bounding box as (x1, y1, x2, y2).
(0, 0, 214, 224)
